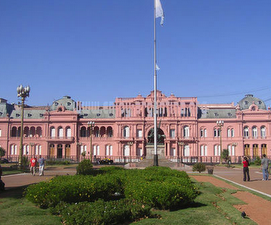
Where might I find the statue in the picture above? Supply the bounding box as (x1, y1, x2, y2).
(147, 121, 165, 144)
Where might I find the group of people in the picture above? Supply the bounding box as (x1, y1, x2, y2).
(29, 155, 45, 176)
(243, 154, 269, 181)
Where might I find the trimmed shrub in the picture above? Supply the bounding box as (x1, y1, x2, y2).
(25, 174, 124, 208)
(51, 199, 152, 225)
(192, 163, 206, 173)
(76, 159, 93, 175)
(253, 156, 261, 166)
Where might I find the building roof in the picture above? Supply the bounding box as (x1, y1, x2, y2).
(237, 94, 266, 110)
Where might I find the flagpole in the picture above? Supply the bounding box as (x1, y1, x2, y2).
(153, 0, 158, 166)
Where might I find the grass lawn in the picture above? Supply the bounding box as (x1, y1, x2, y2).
(0, 174, 258, 225)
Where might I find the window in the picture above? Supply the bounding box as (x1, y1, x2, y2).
(123, 126, 130, 138)
(123, 145, 130, 156)
(170, 129, 175, 138)
(214, 128, 220, 137)
(0, 129, 1, 137)
(137, 129, 143, 138)
(50, 127, 55, 138)
(200, 128, 207, 138)
(244, 127, 249, 138)
(200, 145, 207, 156)
(66, 127, 71, 137)
(184, 145, 190, 156)
(261, 126, 266, 138)
(170, 148, 176, 156)
(58, 127, 63, 138)
(10, 144, 17, 155)
(106, 145, 112, 156)
(93, 145, 99, 155)
(183, 126, 189, 138)
(80, 145, 87, 154)
(231, 129, 234, 137)
(214, 145, 220, 156)
(252, 127, 257, 139)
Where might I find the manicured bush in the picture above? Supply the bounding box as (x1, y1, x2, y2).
(253, 156, 261, 166)
(192, 163, 206, 173)
(51, 199, 152, 225)
(25, 166, 199, 223)
(25, 174, 124, 208)
(76, 159, 93, 175)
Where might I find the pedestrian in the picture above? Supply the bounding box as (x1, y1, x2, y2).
(0, 164, 2, 180)
(0, 164, 5, 191)
(261, 154, 269, 181)
(29, 156, 37, 176)
(38, 155, 45, 176)
(242, 156, 250, 181)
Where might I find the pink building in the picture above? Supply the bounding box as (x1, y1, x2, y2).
(0, 91, 270, 163)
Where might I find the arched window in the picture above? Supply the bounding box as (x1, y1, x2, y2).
(80, 127, 87, 137)
(227, 128, 231, 137)
(100, 127, 106, 137)
(58, 127, 63, 138)
(93, 145, 100, 155)
(214, 128, 220, 137)
(244, 127, 249, 138)
(11, 127, 17, 137)
(30, 127, 35, 137)
(24, 127, 29, 137)
(106, 145, 113, 156)
(183, 126, 189, 138)
(261, 126, 266, 138)
(66, 127, 71, 138)
(123, 145, 130, 156)
(123, 126, 130, 138)
(50, 127, 55, 138)
(10, 144, 17, 155)
(252, 126, 257, 139)
(107, 127, 113, 137)
(200, 145, 207, 156)
(231, 128, 234, 137)
(36, 127, 42, 137)
(214, 145, 220, 156)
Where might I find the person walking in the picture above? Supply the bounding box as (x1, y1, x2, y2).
(261, 154, 269, 181)
(243, 156, 250, 181)
(38, 155, 45, 176)
(29, 156, 37, 176)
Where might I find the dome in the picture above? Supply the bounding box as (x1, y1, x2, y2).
(237, 94, 266, 110)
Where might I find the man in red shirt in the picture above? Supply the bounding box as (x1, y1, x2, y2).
(29, 157, 37, 176)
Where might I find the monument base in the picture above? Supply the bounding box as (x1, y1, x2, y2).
(145, 144, 165, 159)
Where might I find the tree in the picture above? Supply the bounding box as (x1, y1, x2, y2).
(221, 149, 230, 163)
(0, 147, 6, 159)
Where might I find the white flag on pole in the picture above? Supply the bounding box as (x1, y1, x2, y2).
(156, 63, 160, 70)
(155, 0, 164, 25)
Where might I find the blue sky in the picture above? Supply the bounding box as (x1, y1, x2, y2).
(1, 0, 271, 107)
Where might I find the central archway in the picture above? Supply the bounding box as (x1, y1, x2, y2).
(147, 128, 165, 144)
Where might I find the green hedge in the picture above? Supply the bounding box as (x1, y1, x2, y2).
(25, 166, 199, 224)
(51, 199, 152, 225)
(25, 174, 123, 208)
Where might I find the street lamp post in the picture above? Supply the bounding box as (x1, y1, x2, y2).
(87, 121, 95, 163)
(216, 120, 224, 164)
(17, 85, 30, 168)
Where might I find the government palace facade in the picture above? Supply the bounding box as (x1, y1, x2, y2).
(0, 90, 270, 164)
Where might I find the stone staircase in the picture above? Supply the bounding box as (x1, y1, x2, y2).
(124, 158, 191, 171)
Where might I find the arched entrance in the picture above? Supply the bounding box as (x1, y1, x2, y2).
(57, 144, 63, 158)
(147, 128, 165, 144)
